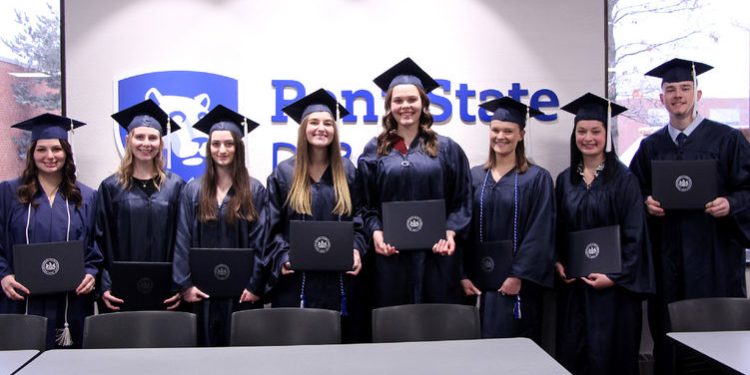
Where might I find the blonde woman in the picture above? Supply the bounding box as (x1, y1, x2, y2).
(96, 99, 185, 311)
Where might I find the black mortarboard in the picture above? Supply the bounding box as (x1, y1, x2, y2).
(11, 113, 86, 141)
(644, 58, 713, 84)
(282, 88, 350, 124)
(111, 99, 180, 135)
(561, 93, 628, 152)
(373, 57, 440, 93)
(192, 105, 259, 137)
(478, 96, 545, 129)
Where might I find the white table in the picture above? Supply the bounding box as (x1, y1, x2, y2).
(17, 338, 570, 375)
(668, 331, 750, 374)
(0, 350, 38, 375)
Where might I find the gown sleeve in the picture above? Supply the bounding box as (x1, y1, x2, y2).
(172, 183, 197, 291)
(441, 138, 473, 237)
(246, 180, 269, 295)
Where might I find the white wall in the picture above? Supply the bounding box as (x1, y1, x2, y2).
(64, 0, 605, 187)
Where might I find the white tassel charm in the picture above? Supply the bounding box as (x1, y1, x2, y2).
(55, 322, 73, 347)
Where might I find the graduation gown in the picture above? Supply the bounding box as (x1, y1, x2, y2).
(357, 133, 472, 307)
(464, 165, 555, 341)
(629, 119, 750, 373)
(0, 178, 102, 349)
(555, 161, 654, 375)
(95, 172, 185, 295)
(172, 176, 268, 346)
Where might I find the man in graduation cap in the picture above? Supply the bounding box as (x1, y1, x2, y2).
(96, 99, 185, 312)
(170, 105, 268, 346)
(0, 113, 101, 348)
(629, 58, 750, 373)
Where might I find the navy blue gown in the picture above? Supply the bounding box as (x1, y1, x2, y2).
(629, 119, 750, 372)
(357, 133, 472, 307)
(95, 172, 185, 298)
(0, 178, 101, 348)
(266, 157, 368, 341)
(172, 177, 268, 346)
(464, 164, 555, 342)
(555, 161, 654, 375)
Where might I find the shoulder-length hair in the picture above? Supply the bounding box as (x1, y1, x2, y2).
(482, 121, 530, 174)
(286, 114, 352, 216)
(116, 128, 167, 190)
(376, 85, 438, 157)
(198, 131, 257, 225)
(568, 120, 618, 184)
(17, 139, 82, 207)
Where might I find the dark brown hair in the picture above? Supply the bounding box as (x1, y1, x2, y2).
(17, 139, 82, 207)
(376, 85, 438, 157)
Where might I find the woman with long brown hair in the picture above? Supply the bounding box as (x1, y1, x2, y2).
(358, 58, 472, 307)
(96, 99, 185, 311)
(459, 97, 555, 342)
(171, 105, 268, 346)
(0, 114, 101, 348)
(266, 89, 367, 341)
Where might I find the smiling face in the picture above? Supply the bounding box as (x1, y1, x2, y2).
(209, 130, 236, 168)
(127, 127, 162, 162)
(304, 111, 335, 150)
(33, 138, 66, 175)
(660, 80, 702, 119)
(489, 120, 524, 158)
(389, 84, 423, 128)
(575, 119, 606, 158)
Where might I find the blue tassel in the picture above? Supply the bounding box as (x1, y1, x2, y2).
(513, 295, 522, 320)
(339, 274, 348, 317)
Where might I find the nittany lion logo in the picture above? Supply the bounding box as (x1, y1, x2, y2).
(41, 258, 60, 276)
(406, 216, 423, 232)
(136, 277, 154, 294)
(213, 264, 231, 280)
(675, 175, 693, 192)
(313, 236, 332, 254)
(585, 243, 600, 259)
(480, 256, 495, 273)
(116, 71, 239, 182)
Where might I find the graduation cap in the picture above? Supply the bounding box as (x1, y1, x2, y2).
(282, 88, 350, 124)
(11, 113, 86, 142)
(645, 58, 712, 118)
(373, 57, 440, 93)
(112, 99, 181, 169)
(644, 58, 713, 84)
(560, 93, 628, 152)
(478, 96, 545, 129)
(111, 99, 180, 135)
(192, 105, 259, 137)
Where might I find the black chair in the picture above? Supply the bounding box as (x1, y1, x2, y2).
(230, 308, 340, 346)
(0, 314, 47, 350)
(668, 297, 750, 332)
(668, 297, 750, 374)
(372, 303, 481, 343)
(82, 311, 196, 348)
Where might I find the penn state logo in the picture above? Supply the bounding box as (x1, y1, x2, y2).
(675, 175, 693, 192)
(213, 264, 231, 280)
(585, 243, 600, 259)
(115, 71, 239, 182)
(406, 216, 423, 232)
(41, 258, 60, 276)
(136, 277, 154, 294)
(313, 236, 331, 254)
(480, 256, 495, 273)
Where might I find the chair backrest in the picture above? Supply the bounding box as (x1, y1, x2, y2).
(82, 311, 196, 348)
(668, 297, 750, 332)
(0, 314, 47, 350)
(372, 303, 481, 343)
(230, 308, 341, 346)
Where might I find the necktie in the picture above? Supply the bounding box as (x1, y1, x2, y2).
(676, 132, 687, 148)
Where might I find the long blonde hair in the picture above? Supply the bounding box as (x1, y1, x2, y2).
(116, 129, 167, 189)
(286, 113, 352, 216)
